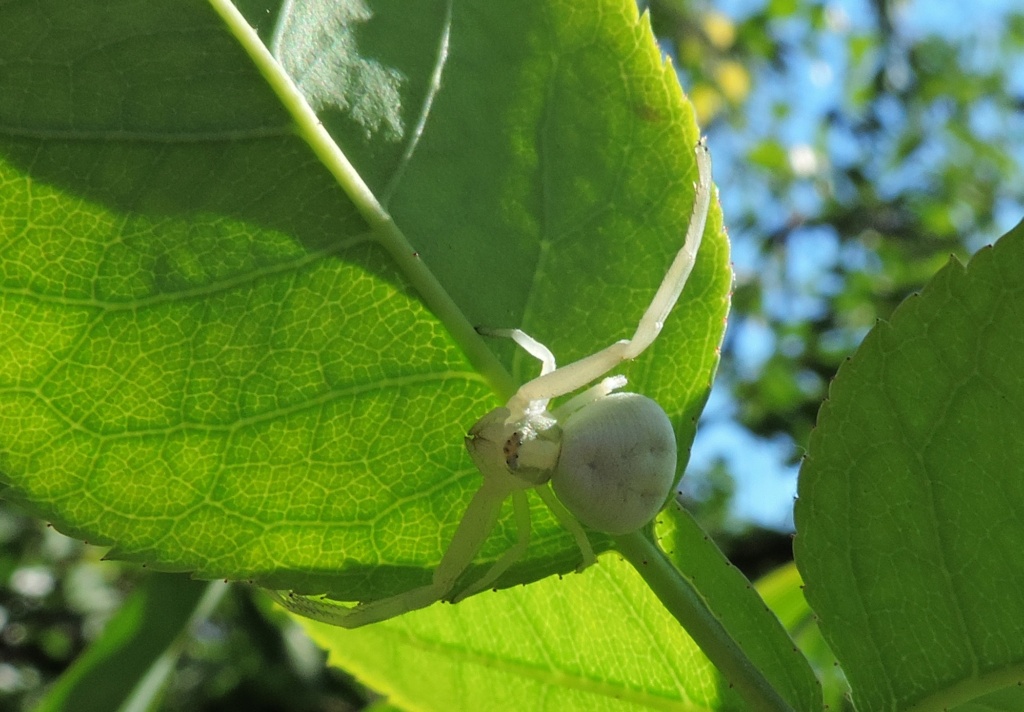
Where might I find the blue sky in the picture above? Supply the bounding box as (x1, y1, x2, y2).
(680, 0, 1024, 529)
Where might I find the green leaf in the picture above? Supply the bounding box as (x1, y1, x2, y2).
(649, 506, 822, 711)
(755, 562, 850, 710)
(35, 574, 222, 712)
(795, 220, 1024, 711)
(294, 553, 763, 712)
(0, 0, 728, 602)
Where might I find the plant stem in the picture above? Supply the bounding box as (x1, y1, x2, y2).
(206, 0, 517, 401)
(614, 531, 796, 712)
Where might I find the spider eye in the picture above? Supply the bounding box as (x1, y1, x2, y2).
(503, 432, 523, 470)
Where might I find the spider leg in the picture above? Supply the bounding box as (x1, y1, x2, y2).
(505, 140, 712, 418)
(550, 375, 627, 421)
(625, 137, 713, 359)
(452, 488, 532, 601)
(536, 485, 596, 572)
(269, 476, 517, 628)
(477, 327, 559, 416)
(475, 327, 557, 376)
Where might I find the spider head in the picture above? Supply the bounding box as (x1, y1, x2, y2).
(466, 406, 561, 487)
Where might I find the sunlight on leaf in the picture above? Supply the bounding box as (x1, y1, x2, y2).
(294, 555, 751, 712)
(272, 0, 406, 141)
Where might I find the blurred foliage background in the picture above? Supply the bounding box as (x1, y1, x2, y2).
(660, 0, 1024, 537)
(2, 0, 1023, 709)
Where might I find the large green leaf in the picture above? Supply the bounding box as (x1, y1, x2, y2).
(296, 553, 763, 712)
(294, 512, 825, 711)
(0, 0, 729, 600)
(795, 221, 1024, 711)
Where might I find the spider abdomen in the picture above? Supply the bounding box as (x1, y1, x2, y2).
(553, 392, 678, 535)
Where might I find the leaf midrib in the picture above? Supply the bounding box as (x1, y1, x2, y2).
(208, 0, 516, 399)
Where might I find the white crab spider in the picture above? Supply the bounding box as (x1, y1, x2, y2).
(270, 139, 712, 628)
